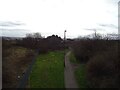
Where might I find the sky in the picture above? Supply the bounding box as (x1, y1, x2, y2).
(0, 0, 119, 38)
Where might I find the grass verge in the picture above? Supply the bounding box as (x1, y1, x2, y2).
(75, 64, 89, 88)
(29, 51, 64, 88)
(69, 51, 88, 88)
(69, 52, 78, 63)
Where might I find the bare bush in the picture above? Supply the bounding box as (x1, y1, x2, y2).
(86, 44, 119, 88)
(71, 39, 111, 63)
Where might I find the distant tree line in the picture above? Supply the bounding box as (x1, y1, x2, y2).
(15, 32, 66, 53)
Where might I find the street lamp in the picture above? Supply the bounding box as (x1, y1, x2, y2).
(64, 30, 66, 67)
(64, 30, 66, 40)
(94, 29, 97, 38)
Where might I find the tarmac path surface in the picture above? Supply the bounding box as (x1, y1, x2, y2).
(64, 51, 79, 88)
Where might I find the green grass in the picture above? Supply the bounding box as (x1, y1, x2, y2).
(29, 51, 64, 88)
(75, 64, 89, 88)
(69, 51, 88, 88)
(69, 52, 78, 64)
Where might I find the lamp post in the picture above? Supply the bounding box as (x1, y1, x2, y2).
(64, 30, 66, 67)
(94, 29, 97, 38)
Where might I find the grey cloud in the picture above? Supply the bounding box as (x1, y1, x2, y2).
(0, 28, 28, 31)
(0, 21, 25, 27)
(84, 28, 104, 31)
(0, 28, 30, 37)
(99, 24, 118, 29)
(0, 21, 28, 37)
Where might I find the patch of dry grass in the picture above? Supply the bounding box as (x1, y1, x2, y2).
(3, 46, 35, 88)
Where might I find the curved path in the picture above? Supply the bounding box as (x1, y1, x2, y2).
(64, 51, 79, 88)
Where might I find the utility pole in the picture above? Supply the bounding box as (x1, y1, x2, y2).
(64, 30, 66, 67)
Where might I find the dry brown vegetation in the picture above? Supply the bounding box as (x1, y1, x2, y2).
(2, 39, 35, 88)
(70, 39, 119, 88)
(86, 44, 119, 88)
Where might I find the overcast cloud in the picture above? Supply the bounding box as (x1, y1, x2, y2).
(0, 0, 119, 38)
(0, 21, 25, 27)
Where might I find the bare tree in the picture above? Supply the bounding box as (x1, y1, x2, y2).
(33, 32, 42, 38)
(26, 33, 33, 38)
(26, 32, 42, 38)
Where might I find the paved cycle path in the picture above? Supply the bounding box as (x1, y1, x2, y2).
(64, 51, 79, 88)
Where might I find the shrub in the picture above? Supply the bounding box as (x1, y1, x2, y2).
(71, 40, 109, 63)
(86, 45, 119, 88)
